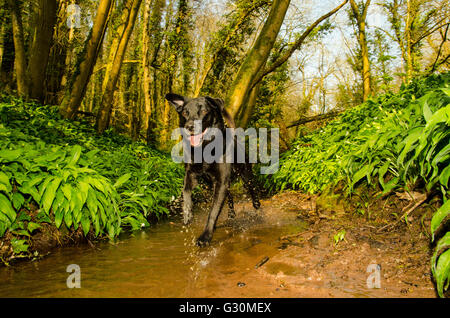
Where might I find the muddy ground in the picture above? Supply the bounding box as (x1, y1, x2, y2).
(190, 191, 438, 298)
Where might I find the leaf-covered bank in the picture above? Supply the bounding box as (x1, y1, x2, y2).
(265, 73, 450, 297)
(0, 95, 183, 263)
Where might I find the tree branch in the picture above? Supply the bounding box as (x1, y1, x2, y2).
(250, 0, 348, 89)
(286, 111, 343, 128)
(429, 23, 449, 73)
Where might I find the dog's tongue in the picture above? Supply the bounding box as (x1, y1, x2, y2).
(190, 133, 203, 147)
(189, 128, 208, 147)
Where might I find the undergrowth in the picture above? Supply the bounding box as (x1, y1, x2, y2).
(266, 73, 450, 297)
(0, 95, 183, 260)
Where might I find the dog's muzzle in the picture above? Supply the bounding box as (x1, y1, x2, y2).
(187, 128, 209, 147)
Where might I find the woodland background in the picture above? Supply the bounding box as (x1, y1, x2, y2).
(0, 0, 448, 149)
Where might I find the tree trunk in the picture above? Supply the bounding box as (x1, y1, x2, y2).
(96, 0, 142, 134)
(60, 0, 113, 119)
(27, 0, 57, 102)
(143, 0, 165, 144)
(8, 0, 28, 97)
(252, 0, 348, 88)
(350, 0, 371, 101)
(236, 82, 260, 128)
(405, 0, 413, 82)
(0, 20, 5, 71)
(59, 4, 76, 100)
(225, 0, 291, 125)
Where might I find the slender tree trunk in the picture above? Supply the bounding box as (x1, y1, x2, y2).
(142, 0, 152, 132)
(0, 22, 5, 71)
(359, 20, 371, 100)
(27, 0, 57, 102)
(225, 0, 291, 125)
(96, 0, 142, 133)
(350, 0, 371, 101)
(8, 0, 28, 97)
(143, 0, 165, 144)
(405, 0, 413, 82)
(60, 0, 113, 119)
(59, 10, 75, 99)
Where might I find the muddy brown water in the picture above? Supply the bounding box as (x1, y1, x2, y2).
(0, 195, 436, 298)
(0, 203, 307, 297)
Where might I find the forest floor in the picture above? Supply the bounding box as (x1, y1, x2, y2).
(190, 191, 437, 298)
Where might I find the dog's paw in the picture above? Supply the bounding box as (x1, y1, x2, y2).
(196, 232, 212, 247)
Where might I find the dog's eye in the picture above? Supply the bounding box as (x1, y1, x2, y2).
(202, 109, 209, 115)
(182, 110, 188, 117)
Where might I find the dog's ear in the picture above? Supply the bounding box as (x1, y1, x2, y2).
(206, 96, 235, 128)
(205, 96, 224, 111)
(165, 93, 186, 112)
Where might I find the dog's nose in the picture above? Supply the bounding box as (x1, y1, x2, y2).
(186, 124, 194, 132)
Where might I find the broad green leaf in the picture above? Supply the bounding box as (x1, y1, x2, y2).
(54, 208, 64, 228)
(61, 183, 72, 201)
(440, 165, 450, 187)
(80, 214, 90, 236)
(0, 149, 22, 162)
(113, 173, 132, 189)
(433, 248, 450, 297)
(421, 97, 432, 122)
(66, 145, 82, 166)
(41, 177, 62, 214)
(431, 199, 450, 240)
(0, 193, 16, 222)
(0, 171, 11, 192)
(11, 192, 25, 210)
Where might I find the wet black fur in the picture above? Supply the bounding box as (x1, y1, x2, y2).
(165, 93, 260, 246)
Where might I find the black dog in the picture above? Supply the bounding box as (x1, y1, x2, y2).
(165, 93, 260, 246)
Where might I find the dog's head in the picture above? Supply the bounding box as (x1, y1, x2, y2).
(165, 93, 232, 147)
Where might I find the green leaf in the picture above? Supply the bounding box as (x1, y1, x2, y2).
(61, 183, 72, 201)
(66, 145, 82, 166)
(113, 173, 132, 188)
(422, 98, 432, 122)
(11, 192, 25, 210)
(351, 164, 370, 187)
(80, 214, 90, 236)
(439, 165, 450, 188)
(433, 248, 450, 297)
(54, 208, 64, 228)
(27, 222, 41, 233)
(431, 200, 450, 240)
(0, 192, 16, 222)
(10, 238, 29, 254)
(0, 171, 11, 192)
(41, 177, 62, 214)
(0, 149, 22, 162)
(64, 206, 73, 229)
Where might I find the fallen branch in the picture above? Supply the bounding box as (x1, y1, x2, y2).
(287, 111, 342, 128)
(377, 195, 428, 232)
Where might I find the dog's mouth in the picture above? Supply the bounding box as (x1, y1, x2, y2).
(189, 128, 209, 147)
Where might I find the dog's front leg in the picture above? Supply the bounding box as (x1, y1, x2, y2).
(197, 180, 228, 246)
(182, 171, 195, 225)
